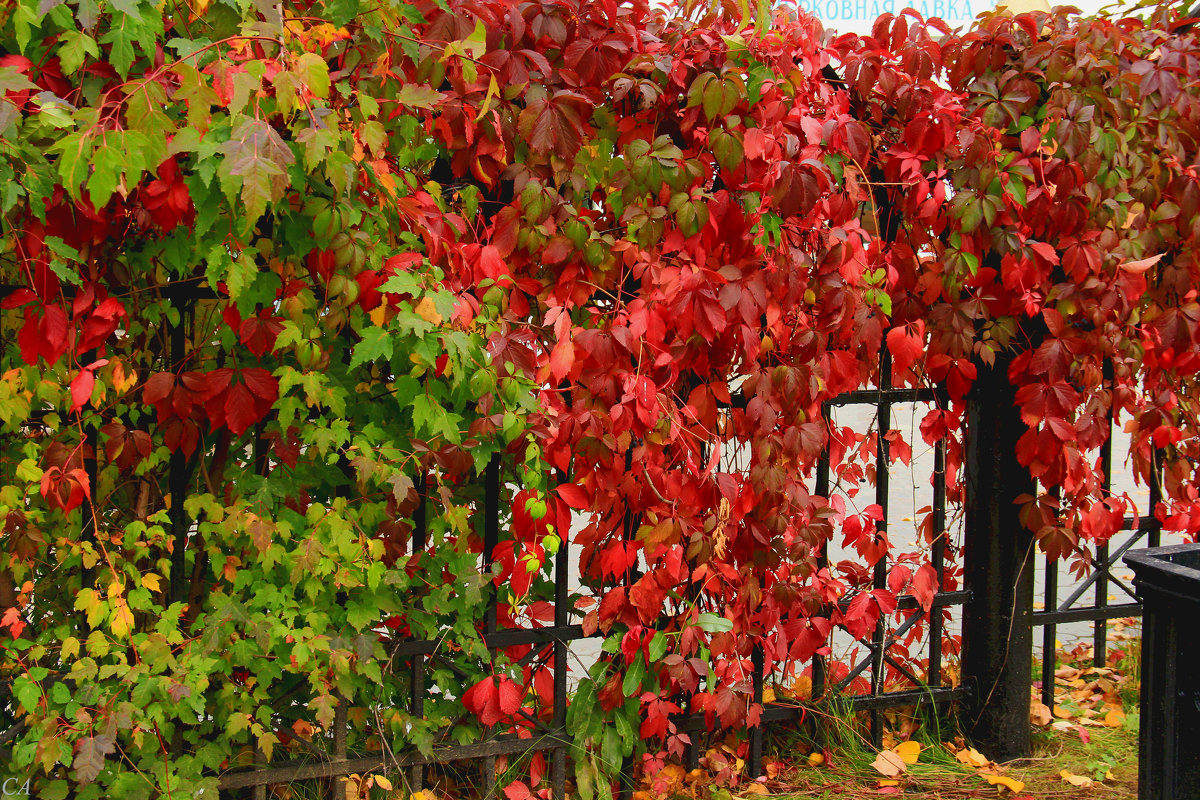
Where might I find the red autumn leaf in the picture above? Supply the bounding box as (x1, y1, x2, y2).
(462, 676, 523, 727)
(910, 563, 939, 613)
(223, 382, 260, 435)
(629, 573, 668, 625)
(842, 592, 881, 641)
(556, 483, 588, 509)
(919, 408, 953, 445)
(69, 369, 94, 413)
(40, 465, 91, 513)
(239, 315, 284, 357)
(597, 586, 626, 632)
(886, 564, 912, 597)
(502, 780, 535, 800)
(549, 337, 574, 383)
(1119, 253, 1163, 274)
(240, 367, 279, 401)
(886, 321, 924, 375)
(790, 616, 831, 662)
(1, 287, 37, 309)
(1, 606, 26, 639)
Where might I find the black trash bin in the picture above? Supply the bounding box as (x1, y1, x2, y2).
(1124, 543, 1200, 800)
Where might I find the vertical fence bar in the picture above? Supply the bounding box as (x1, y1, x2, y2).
(869, 350, 892, 747)
(332, 696, 348, 800)
(813, 442, 831, 706)
(617, 448, 638, 800)
(77, 344, 98, 596)
(928, 437, 945, 687)
(169, 313, 188, 605)
(1148, 449, 1162, 549)
(1094, 367, 1114, 668)
(552, 470, 569, 800)
(482, 455, 500, 798)
(748, 644, 764, 778)
(1041, 554, 1058, 711)
(409, 472, 427, 793)
(484, 455, 500, 636)
(253, 746, 267, 800)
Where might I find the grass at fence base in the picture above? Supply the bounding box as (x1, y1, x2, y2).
(261, 634, 1142, 800)
(762, 723, 1136, 799)
(761, 635, 1140, 800)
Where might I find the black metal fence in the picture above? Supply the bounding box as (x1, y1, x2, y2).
(211, 351, 974, 798)
(1035, 387, 1162, 710)
(0, 294, 1160, 799)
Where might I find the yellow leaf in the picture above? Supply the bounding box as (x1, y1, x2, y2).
(955, 747, 990, 768)
(141, 574, 161, 592)
(476, 75, 500, 123)
(107, 582, 123, 599)
(894, 741, 921, 764)
(1060, 770, 1093, 787)
(111, 599, 134, 639)
(409, 791, 433, 800)
(109, 359, 138, 394)
(984, 774, 1025, 794)
(1053, 704, 1074, 719)
(1030, 701, 1053, 726)
(742, 783, 769, 795)
(374, 776, 392, 791)
(1103, 709, 1126, 727)
(872, 751, 906, 778)
(877, 780, 901, 787)
(761, 686, 776, 704)
(414, 296, 442, 324)
(806, 752, 824, 767)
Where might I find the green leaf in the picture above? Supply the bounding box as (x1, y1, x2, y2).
(620, 655, 644, 697)
(395, 84, 445, 109)
(173, 63, 220, 130)
(295, 52, 330, 99)
(0, 65, 36, 94)
(57, 30, 99, 75)
(100, 14, 139, 78)
(647, 631, 667, 662)
(349, 326, 393, 370)
(695, 612, 733, 632)
(13, 676, 41, 712)
(218, 119, 296, 228)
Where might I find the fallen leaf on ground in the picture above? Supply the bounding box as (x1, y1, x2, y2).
(1103, 708, 1126, 727)
(1060, 770, 1094, 787)
(894, 741, 921, 764)
(983, 774, 1026, 794)
(1053, 704, 1074, 719)
(955, 747, 991, 768)
(741, 782, 769, 796)
(1030, 702, 1053, 726)
(872, 751, 907, 778)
